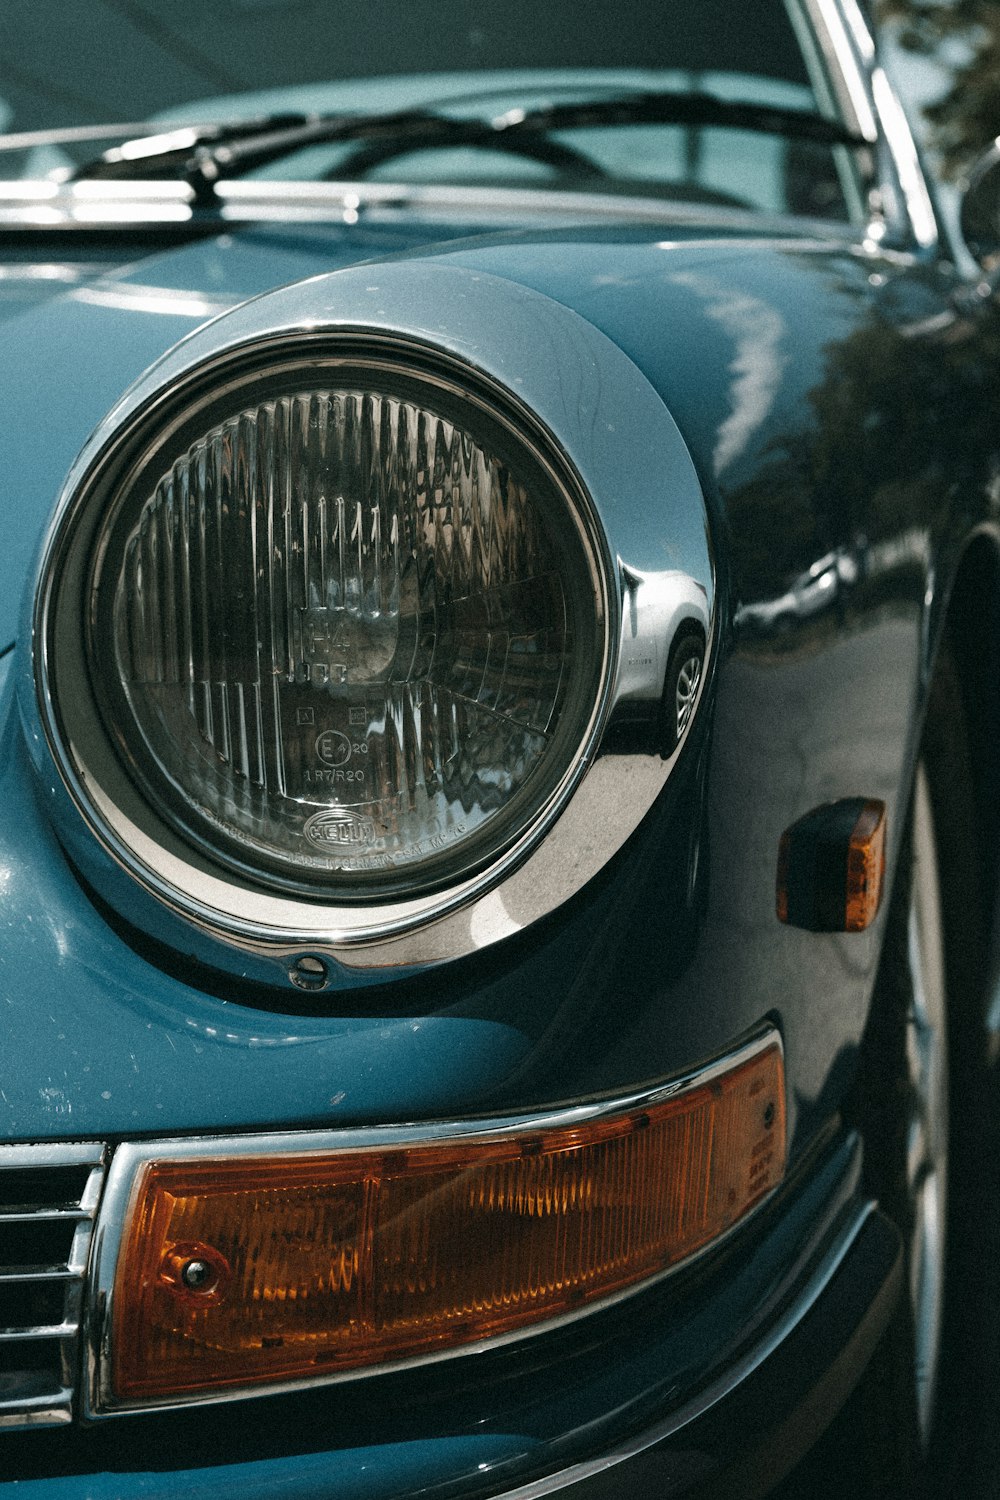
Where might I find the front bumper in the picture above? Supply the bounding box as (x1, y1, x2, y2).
(2, 1129, 900, 1500)
(511, 1199, 900, 1500)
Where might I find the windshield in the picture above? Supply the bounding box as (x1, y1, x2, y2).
(0, 0, 865, 221)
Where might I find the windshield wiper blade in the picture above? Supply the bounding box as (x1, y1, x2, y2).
(68, 90, 867, 204)
(333, 91, 868, 184)
(73, 106, 518, 203)
(496, 90, 866, 145)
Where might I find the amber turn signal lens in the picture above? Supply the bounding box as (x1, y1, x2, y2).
(844, 801, 887, 932)
(111, 1042, 785, 1403)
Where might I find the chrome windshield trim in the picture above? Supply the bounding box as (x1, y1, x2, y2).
(871, 67, 938, 251)
(800, 0, 879, 143)
(839, 0, 876, 63)
(0, 123, 158, 152)
(0, 176, 864, 233)
(84, 1029, 782, 1419)
(793, 0, 937, 250)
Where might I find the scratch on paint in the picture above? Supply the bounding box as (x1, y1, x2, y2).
(38, 1086, 72, 1117)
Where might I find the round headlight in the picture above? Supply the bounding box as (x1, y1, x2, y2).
(54, 347, 609, 901)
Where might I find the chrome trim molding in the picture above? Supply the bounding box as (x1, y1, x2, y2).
(839, 0, 876, 63)
(0, 177, 871, 234)
(27, 261, 714, 975)
(906, 762, 948, 1447)
(870, 69, 938, 251)
(800, 0, 879, 143)
(790, 0, 937, 252)
(473, 1200, 877, 1500)
(84, 1029, 779, 1419)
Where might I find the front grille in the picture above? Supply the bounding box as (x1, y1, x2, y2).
(0, 1143, 106, 1428)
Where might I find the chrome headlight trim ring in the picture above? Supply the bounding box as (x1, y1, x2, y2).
(42, 334, 613, 907)
(28, 262, 714, 973)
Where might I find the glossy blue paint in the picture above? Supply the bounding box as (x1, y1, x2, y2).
(0, 218, 940, 1157)
(3, 1435, 535, 1500)
(424, 229, 864, 479)
(2, 236, 716, 1140)
(0, 221, 500, 646)
(0, 215, 975, 1156)
(3, 652, 540, 1139)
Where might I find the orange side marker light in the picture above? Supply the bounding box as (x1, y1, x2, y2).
(777, 798, 886, 932)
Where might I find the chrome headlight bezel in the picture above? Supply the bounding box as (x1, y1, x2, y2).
(29, 263, 714, 975)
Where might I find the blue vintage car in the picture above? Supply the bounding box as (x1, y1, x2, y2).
(2, 1, 997, 1495)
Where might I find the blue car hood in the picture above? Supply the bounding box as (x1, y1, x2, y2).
(0, 225, 425, 647)
(0, 207, 890, 1141)
(0, 212, 857, 648)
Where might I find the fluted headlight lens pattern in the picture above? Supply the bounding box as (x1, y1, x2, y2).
(89, 368, 604, 895)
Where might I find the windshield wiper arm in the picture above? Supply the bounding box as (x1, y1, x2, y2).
(67, 113, 318, 183)
(69, 90, 867, 203)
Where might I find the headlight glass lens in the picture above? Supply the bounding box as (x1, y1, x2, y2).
(85, 359, 606, 897)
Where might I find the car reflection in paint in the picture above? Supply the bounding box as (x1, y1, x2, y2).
(735, 546, 863, 636)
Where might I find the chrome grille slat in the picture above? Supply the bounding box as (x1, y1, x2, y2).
(0, 1209, 95, 1223)
(0, 1143, 106, 1429)
(0, 1390, 74, 1429)
(0, 1269, 78, 1283)
(0, 1145, 103, 1169)
(0, 1324, 77, 1340)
